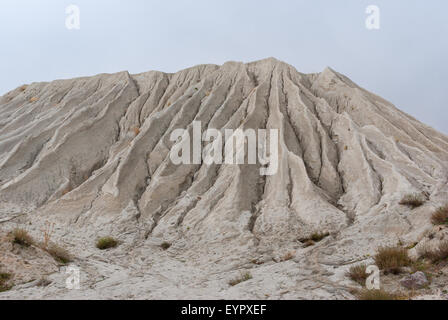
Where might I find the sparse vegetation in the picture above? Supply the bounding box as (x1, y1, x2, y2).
(9, 228, 35, 247)
(61, 185, 72, 196)
(41, 221, 55, 250)
(280, 252, 295, 262)
(411, 259, 431, 273)
(357, 289, 399, 300)
(0, 273, 11, 281)
(0, 271, 13, 292)
(346, 263, 368, 285)
(406, 242, 419, 249)
(46, 243, 72, 264)
(132, 127, 140, 136)
(7, 226, 73, 265)
(40, 223, 72, 264)
(96, 237, 118, 250)
(374, 246, 411, 274)
(161, 242, 171, 250)
(251, 259, 264, 265)
(229, 272, 252, 286)
(29, 96, 39, 103)
(299, 231, 330, 247)
(36, 278, 51, 287)
(303, 240, 315, 247)
(310, 231, 330, 242)
(399, 193, 426, 208)
(431, 205, 448, 225)
(19, 85, 28, 92)
(418, 241, 448, 263)
(434, 241, 448, 261)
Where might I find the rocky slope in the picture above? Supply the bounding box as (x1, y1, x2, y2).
(1, 58, 448, 299)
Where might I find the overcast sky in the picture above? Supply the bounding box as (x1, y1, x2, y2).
(1, 0, 447, 133)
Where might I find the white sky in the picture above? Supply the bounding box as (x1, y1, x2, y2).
(1, 0, 447, 133)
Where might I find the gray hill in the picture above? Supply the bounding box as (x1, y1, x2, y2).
(1, 58, 447, 299)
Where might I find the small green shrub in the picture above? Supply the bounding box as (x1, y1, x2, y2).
(311, 232, 330, 242)
(161, 242, 171, 250)
(0, 271, 13, 292)
(229, 272, 252, 286)
(374, 246, 411, 274)
(96, 237, 118, 250)
(406, 242, 418, 249)
(346, 263, 368, 285)
(9, 228, 34, 247)
(399, 193, 425, 208)
(411, 259, 431, 273)
(299, 231, 329, 246)
(431, 205, 448, 225)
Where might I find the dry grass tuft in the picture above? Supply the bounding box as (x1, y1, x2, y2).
(357, 289, 399, 300)
(29, 96, 39, 103)
(229, 272, 252, 286)
(41, 221, 55, 250)
(431, 205, 448, 225)
(36, 278, 52, 287)
(418, 241, 448, 263)
(399, 193, 426, 208)
(132, 127, 140, 136)
(19, 85, 28, 92)
(96, 237, 118, 250)
(346, 263, 368, 285)
(9, 228, 35, 247)
(374, 246, 411, 274)
(280, 252, 295, 262)
(435, 241, 448, 261)
(46, 243, 72, 264)
(303, 239, 315, 247)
